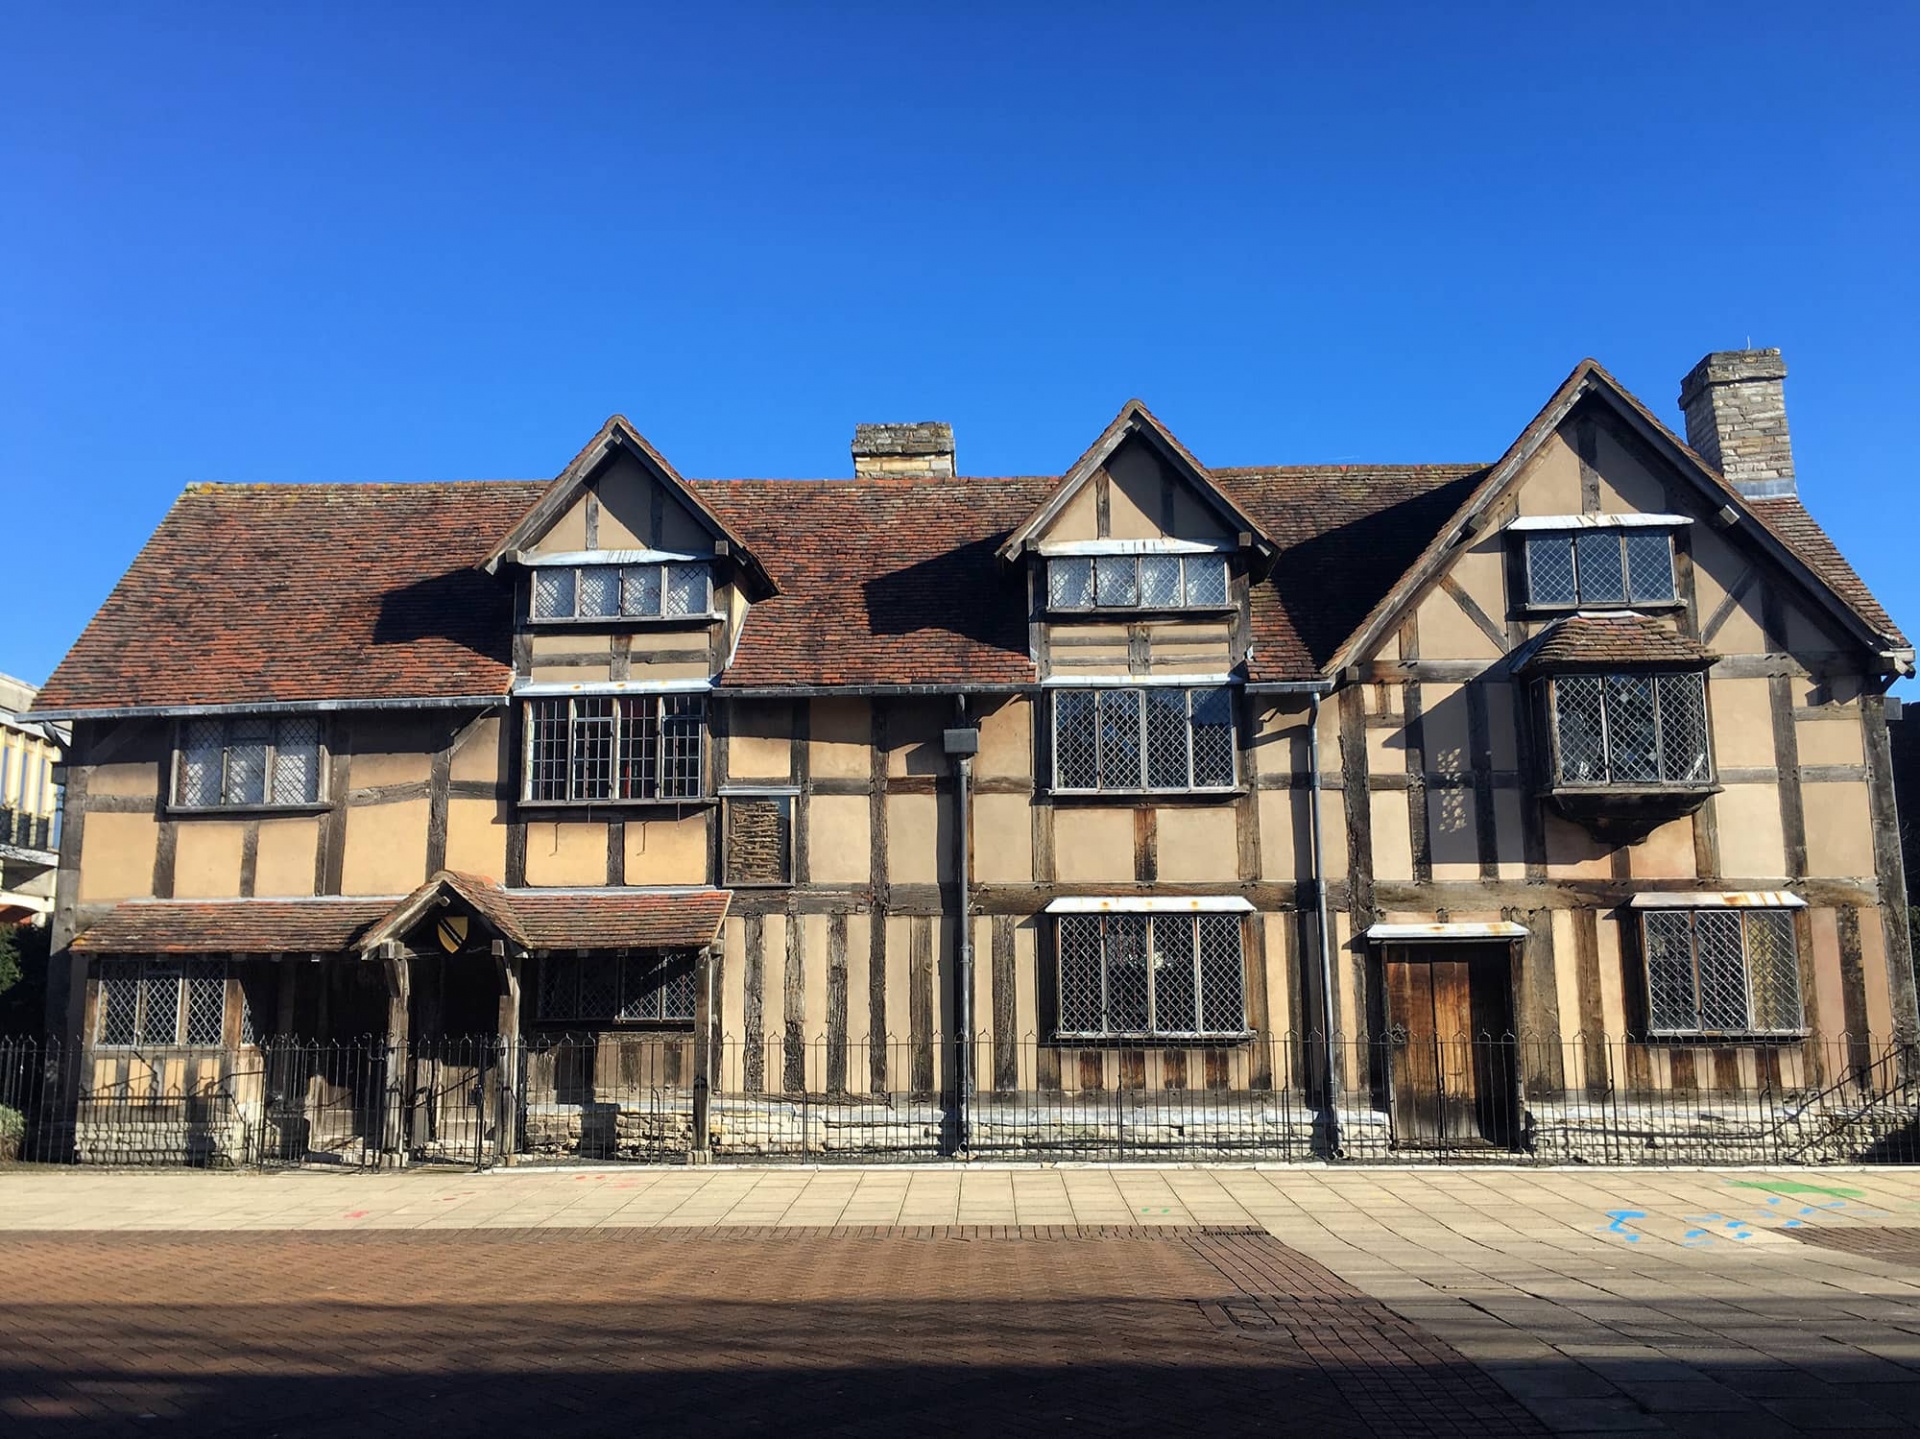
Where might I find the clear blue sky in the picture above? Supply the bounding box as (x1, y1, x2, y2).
(3, 2, 1915, 689)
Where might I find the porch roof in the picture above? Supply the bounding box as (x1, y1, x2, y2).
(73, 883, 735, 956)
(71, 897, 400, 954)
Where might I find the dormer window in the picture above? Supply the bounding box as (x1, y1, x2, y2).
(1514, 519, 1682, 609)
(1048, 553, 1229, 612)
(531, 561, 713, 622)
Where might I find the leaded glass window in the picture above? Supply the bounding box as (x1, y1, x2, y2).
(1055, 912, 1246, 1038)
(1642, 908, 1803, 1036)
(1051, 687, 1238, 792)
(522, 695, 707, 802)
(96, 958, 229, 1048)
(1046, 554, 1231, 611)
(531, 562, 713, 620)
(1546, 673, 1710, 787)
(174, 718, 324, 809)
(1523, 529, 1677, 608)
(538, 952, 698, 1023)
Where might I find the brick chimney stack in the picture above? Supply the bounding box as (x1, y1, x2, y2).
(851, 423, 956, 479)
(1678, 349, 1796, 498)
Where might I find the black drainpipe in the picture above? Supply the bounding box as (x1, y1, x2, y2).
(944, 698, 980, 1155)
(1309, 688, 1342, 1158)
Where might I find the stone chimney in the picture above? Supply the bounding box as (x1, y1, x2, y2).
(1678, 348, 1796, 498)
(851, 422, 956, 478)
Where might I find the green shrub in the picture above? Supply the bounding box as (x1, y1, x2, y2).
(0, 1105, 22, 1142)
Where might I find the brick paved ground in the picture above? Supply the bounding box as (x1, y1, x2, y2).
(11, 1165, 1920, 1435)
(0, 1225, 1539, 1438)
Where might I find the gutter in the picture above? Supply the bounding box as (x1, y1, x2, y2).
(28, 694, 508, 723)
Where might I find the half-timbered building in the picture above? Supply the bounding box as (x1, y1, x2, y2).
(28, 349, 1919, 1164)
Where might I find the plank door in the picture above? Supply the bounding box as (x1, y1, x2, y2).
(1386, 951, 1480, 1145)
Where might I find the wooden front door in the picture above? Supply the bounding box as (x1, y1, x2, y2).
(1384, 945, 1517, 1148)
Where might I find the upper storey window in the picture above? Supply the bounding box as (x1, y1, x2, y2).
(1546, 672, 1710, 788)
(1522, 527, 1676, 609)
(175, 717, 322, 810)
(523, 695, 705, 803)
(531, 562, 713, 622)
(1048, 553, 1229, 611)
(1052, 686, 1236, 793)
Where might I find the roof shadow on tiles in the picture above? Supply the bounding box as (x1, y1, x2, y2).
(370, 567, 516, 664)
(1266, 471, 1488, 666)
(860, 533, 1030, 651)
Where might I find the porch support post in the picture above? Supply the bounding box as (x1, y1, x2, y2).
(691, 944, 714, 1160)
(495, 949, 522, 1162)
(381, 950, 411, 1168)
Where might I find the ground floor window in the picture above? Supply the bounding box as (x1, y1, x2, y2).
(96, 958, 234, 1048)
(1642, 908, 1803, 1037)
(537, 952, 697, 1024)
(1056, 912, 1246, 1039)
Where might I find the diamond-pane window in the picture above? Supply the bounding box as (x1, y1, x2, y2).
(98, 964, 139, 1046)
(1548, 672, 1711, 788)
(97, 959, 230, 1048)
(1151, 915, 1197, 1033)
(1053, 687, 1236, 793)
(1057, 916, 1104, 1033)
(1625, 531, 1676, 602)
(178, 721, 224, 808)
(1525, 528, 1677, 608)
(1574, 530, 1626, 602)
(1183, 554, 1228, 606)
(224, 721, 271, 806)
(1049, 558, 1093, 609)
(1097, 689, 1142, 788)
(1056, 913, 1246, 1038)
(1525, 534, 1578, 606)
(665, 563, 709, 617)
(538, 957, 579, 1021)
(137, 964, 182, 1046)
(1053, 692, 1100, 789)
(1139, 555, 1182, 606)
(271, 718, 321, 805)
(177, 718, 326, 809)
(1094, 556, 1138, 607)
(622, 565, 662, 616)
(1641, 907, 1804, 1036)
(1144, 689, 1190, 788)
(1049, 553, 1229, 609)
(578, 566, 621, 618)
(534, 568, 576, 619)
(185, 960, 227, 1046)
(576, 961, 619, 1020)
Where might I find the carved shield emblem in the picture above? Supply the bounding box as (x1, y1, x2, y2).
(436, 915, 469, 953)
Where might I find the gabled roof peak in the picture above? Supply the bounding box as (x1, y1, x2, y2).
(484, 415, 777, 599)
(998, 398, 1278, 563)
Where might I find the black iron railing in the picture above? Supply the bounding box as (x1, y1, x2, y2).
(1, 1031, 1914, 1170)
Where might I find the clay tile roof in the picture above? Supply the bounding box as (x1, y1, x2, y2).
(37, 481, 547, 713)
(1747, 496, 1903, 643)
(690, 476, 1056, 688)
(1516, 614, 1714, 673)
(71, 898, 400, 954)
(507, 889, 732, 951)
(1216, 465, 1490, 674)
(72, 887, 733, 954)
